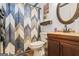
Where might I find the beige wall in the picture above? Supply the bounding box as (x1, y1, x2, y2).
(40, 3, 79, 33)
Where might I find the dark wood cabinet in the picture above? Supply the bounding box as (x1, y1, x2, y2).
(48, 39, 59, 56)
(61, 42, 79, 56)
(47, 32, 79, 56)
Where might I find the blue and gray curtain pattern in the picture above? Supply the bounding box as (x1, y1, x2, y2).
(0, 3, 40, 55)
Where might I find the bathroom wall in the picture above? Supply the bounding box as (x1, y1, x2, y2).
(40, 3, 79, 33)
(0, 3, 40, 55)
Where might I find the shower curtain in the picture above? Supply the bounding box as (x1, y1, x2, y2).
(0, 3, 40, 55)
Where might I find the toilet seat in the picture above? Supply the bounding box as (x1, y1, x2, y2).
(29, 41, 45, 49)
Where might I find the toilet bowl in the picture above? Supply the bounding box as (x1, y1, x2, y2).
(29, 41, 45, 56)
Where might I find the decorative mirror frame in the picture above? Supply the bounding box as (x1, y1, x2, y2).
(57, 3, 79, 24)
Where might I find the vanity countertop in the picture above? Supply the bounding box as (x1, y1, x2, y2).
(47, 32, 79, 42)
(47, 32, 79, 37)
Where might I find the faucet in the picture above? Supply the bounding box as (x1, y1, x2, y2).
(63, 25, 70, 32)
(63, 25, 75, 32)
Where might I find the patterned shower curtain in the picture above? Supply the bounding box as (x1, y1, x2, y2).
(0, 3, 40, 55)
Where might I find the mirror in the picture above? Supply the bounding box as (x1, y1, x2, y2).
(57, 3, 79, 24)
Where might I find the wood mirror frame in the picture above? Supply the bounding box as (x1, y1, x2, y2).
(57, 3, 79, 24)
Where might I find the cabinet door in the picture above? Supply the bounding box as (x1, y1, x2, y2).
(48, 39, 60, 56)
(61, 42, 79, 56)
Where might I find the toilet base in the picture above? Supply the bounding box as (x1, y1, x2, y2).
(33, 47, 45, 56)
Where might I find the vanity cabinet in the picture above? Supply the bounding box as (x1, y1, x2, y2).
(48, 32, 79, 56)
(48, 39, 60, 56)
(60, 41, 79, 56)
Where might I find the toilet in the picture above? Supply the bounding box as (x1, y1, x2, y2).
(29, 32, 47, 56)
(29, 41, 45, 56)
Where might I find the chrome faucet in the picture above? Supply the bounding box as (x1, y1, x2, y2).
(63, 25, 70, 32)
(63, 25, 74, 32)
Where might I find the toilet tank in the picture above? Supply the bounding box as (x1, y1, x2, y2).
(40, 32, 47, 42)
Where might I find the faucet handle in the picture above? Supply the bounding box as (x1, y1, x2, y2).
(68, 28, 75, 32)
(54, 28, 57, 32)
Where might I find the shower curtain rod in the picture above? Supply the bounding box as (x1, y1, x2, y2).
(26, 3, 41, 9)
